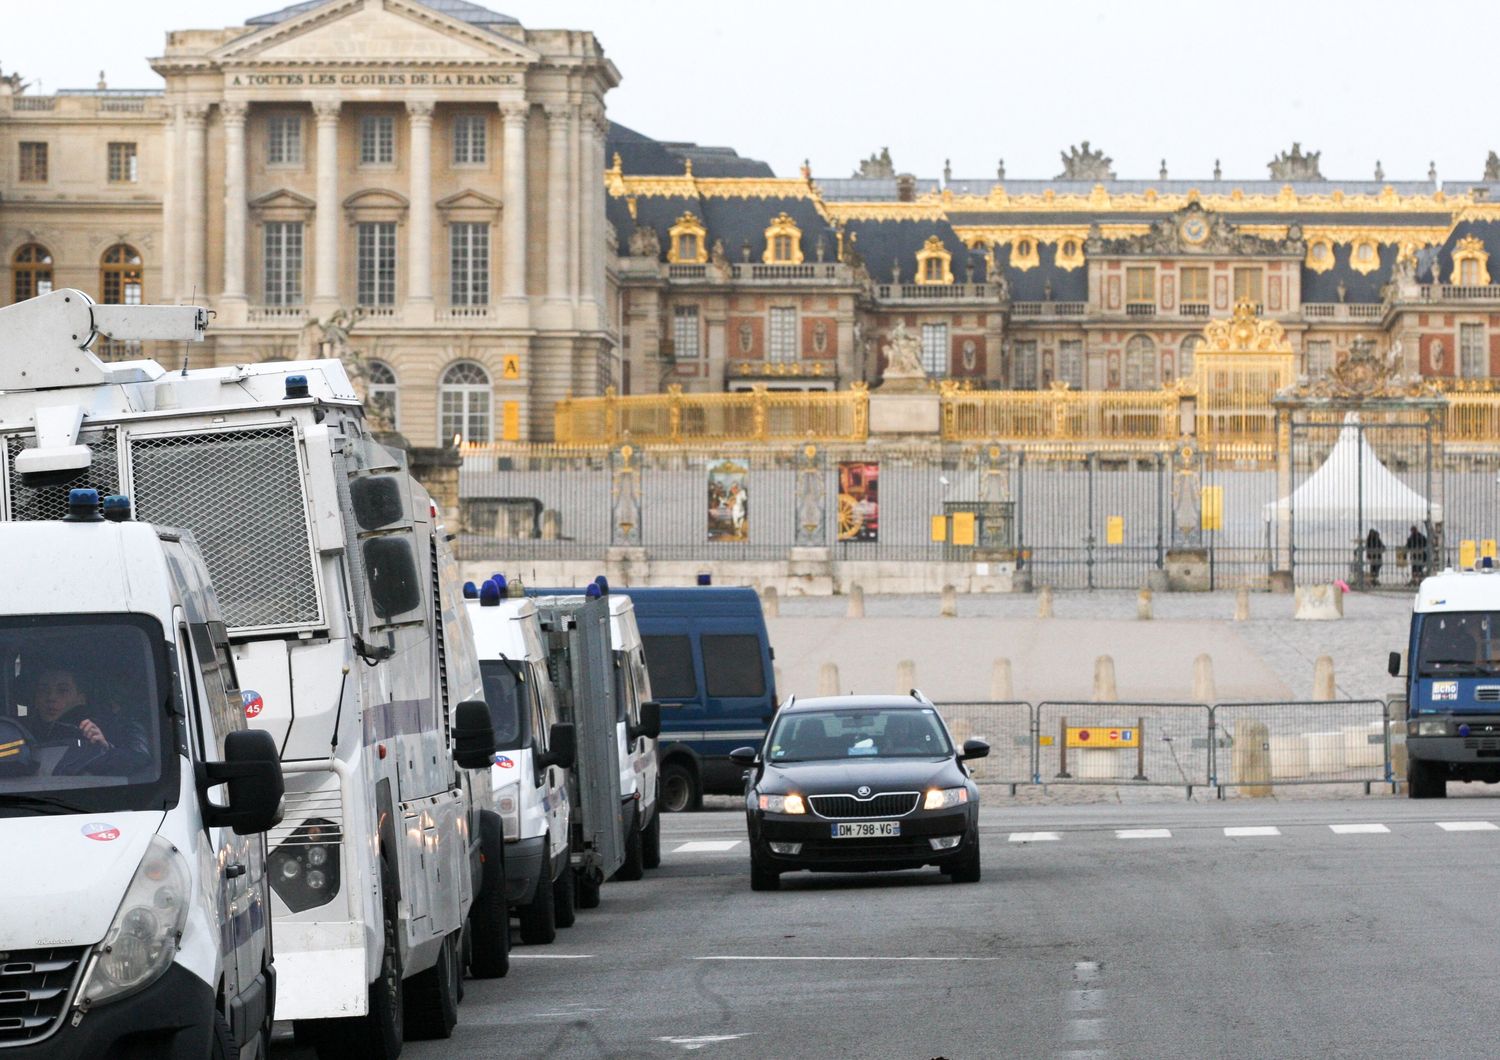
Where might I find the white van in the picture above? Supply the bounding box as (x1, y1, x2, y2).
(606, 593, 662, 877)
(464, 582, 577, 944)
(0, 494, 284, 1059)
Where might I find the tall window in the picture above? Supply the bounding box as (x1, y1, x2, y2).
(1180, 335, 1202, 379)
(1180, 267, 1209, 306)
(366, 360, 399, 430)
(675, 232, 699, 262)
(450, 223, 490, 306)
(1461, 258, 1482, 286)
(1058, 339, 1084, 388)
(1012, 339, 1039, 389)
(107, 142, 138, 183)
(923, 256, 945, 282)
(263, 222, 304, 306)
(768, 307, 798, 363)
(439, 361, 491, 445)
(1124, 335, 1157, 389)
(672, 305, 700, 360)
(100, 244, 143, 305)
(356, 222, 397, 306)
(359, 115, 395, 165)
(1460, 323, 1487, 378)
(771, 233, 794, 262)
(267, 114, 302, 165)
(11, 243, 52, 303)
(1233, 267, 1263, 306)
(1125, 266, 1155, 305)
(452, 114, 487, 164)
(920, 323, 949, 376)
(19, 142, 47, 182)
(1305, 339, 1333, 379)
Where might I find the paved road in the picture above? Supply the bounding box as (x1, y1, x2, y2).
(274, 796, 1500, 1060)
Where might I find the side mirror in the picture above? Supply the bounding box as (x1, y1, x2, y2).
(960, 738, 991, 762)
(545, 722, 577, 770)
(453, 699, 497, 770)
(202, 729, 285, 836)
(363, 537, 422, 619)
(636, 700, 662, 741)
(1388, 651, 1403, 678)
(729, 745, 759, 767)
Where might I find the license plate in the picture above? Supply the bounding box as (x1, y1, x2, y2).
(832, 821, 900, 838)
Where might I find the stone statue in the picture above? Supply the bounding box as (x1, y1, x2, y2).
(881, 322, 925, 378)
(1159, 159, 1168, 180)
(996, 158, 1006, 181)
(1337, 280, 1348, 303)
(303, 308, 375, 416)
(890, 260, 901, 284)
(1213, 158, 1222, 181)
(709, 238, 730, 275)
(604, 220, 619, 255)
(1268, 143, 1323, 181)
(964, 256, 975, 283)
(853, 147, 896, 179)
(1392, 249, 1418, 288)
(814, 235, 826, 263)
(740, 240, 753, 263)
(1057, 141, 1115, 181)
(629, 223, 660, 259)
(1374, 160, 1384, 181)
(1429, 161, 1438, 184)
(1486, 151, 1500, 182)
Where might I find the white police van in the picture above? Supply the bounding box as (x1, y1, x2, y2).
(605, 590, 662, 877)
(464, 579, 577, 944)
(0, 492, 284, 1059)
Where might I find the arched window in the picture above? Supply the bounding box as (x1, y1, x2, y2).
(1123, 335, 1158, 390)
(366, 359, 399, 431)
(1179, 335, 1201, 380)
(100, 243, 143, 304)
(12, 243, 53, 303)
(439, 361, 491, 445)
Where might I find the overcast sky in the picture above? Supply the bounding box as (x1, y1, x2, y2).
(6, 0, 1495, 184)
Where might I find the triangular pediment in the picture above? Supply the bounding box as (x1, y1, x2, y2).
(218, 0, 538, 67)
(436, 188, 502, 210)
(251, 187, 317, 210)
(344, 188, 410, 210)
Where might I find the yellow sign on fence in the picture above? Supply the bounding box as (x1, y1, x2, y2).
(930, 515, 948, 543)
(1105, 515, 1124, 545)
(1484, 539, 1498, 560)
(952, 511, 976, 547)
(1201, 485, 1224, 531)
(1461, 540, 1478, 569)
(1065, 726, 1140, 748)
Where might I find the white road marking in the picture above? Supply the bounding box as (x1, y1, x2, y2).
(1330, 823, 1390, 834)
(1116, 828, 1171, 839)
(1437, 820, 1499, 832)
(509, 953, 596, 959)
(673, 840, 743, 853)
(693, 955, 1003, 962)
(1008, 831, 1061, 842)
(656, 1034, 749, 1051)
(1224, 826, 1281, 837)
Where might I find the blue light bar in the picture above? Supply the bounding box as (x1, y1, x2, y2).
(462, 581, 479, 599)
(285, 374, 310, 399)
(63, 488, 102, 523)
(585, 583, 602, 599)
(479, 579, 502, 607)
(594, 574, 610, 595)
(101, 494, 132, 522)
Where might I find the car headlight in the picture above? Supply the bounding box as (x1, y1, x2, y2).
(269, 817, 342, 913)
(758, 793, 806, 815)
(495, 779, 521, 840)
(1416, 720, 1450, 736)
(77, 835, 191, 1007)
(924, 786, 969, 810)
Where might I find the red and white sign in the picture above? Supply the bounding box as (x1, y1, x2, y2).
(81, 822, 120, 842)
(242, 690, 264, 719)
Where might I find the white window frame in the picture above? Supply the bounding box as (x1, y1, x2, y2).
(356, 222, 397, 306)
(1124, 336, 1158, 389)
(1305, 339, 1333, 379)
(449, 222, 490, 306)
(107, 141, 138, 183)
(1058, 339, 1084, 389)
(768, 307, 798, 363)
(359, 114, 396, 166)
(439, 361, 492, 445)
(672, 305, 701, 360)
(263, 221, 304, 306)
(267, 114, 303, 166)
(1460, 322, 1487, 378)
(452, 113, 487, 165)
(920, 323, 949, 376)
(1012, 338, 1038, 389)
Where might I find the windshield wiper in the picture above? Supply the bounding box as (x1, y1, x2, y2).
(0, 792, 91, 815)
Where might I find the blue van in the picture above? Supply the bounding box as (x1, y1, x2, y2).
(532, 585, 777, 811)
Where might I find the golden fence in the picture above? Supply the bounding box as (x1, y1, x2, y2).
(1446, 390, 1500, 443)
(939, 384, 1181, 444)
(553, 384, 868, 446)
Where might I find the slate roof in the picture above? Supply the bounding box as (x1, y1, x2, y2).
(247, 0, 519, 29)
(1432, 219, 1500, 284)
(608, 123, 774, 178)
(842, 218, 985, 287)
(608, 190, 835, 266)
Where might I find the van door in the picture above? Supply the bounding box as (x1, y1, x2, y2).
(640, 628, 704, 743)
(531, 664, 569, 870)
(628, 648, 659, 819)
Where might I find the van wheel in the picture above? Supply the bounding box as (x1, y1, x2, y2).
(404, 931, 459, 1040)
(1409, 758, 1447, 799)
(661, 762, 701, 813)
(576, 869, 602, 909)
(614, 817, 645, 881)
(312, 860, 403, 1059)
(518, 843, 557, 945)
(209, 1009, 235, 1060)
(641, 809, 662, 870)
(553, 858, 577, 928)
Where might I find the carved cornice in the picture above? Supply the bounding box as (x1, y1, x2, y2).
(1199, 298, 1294, 356)
(1278, 337, 1443, 402)
(608, 173, 819, 203)
(405, 99, 435, 121)
(933, 184, 1455, 214)
(220, 101, 248, 124)
(312, 99, 342, 121)
(181, 103, 211, 124)
(820, 200, 944, 222)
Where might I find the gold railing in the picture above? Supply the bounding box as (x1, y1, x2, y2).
(940, 383, 1180, 444)
(1446, 390, 1500, 443)
(553, 383, 869, 445)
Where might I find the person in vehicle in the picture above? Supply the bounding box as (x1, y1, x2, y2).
(27, 665, 150, 775)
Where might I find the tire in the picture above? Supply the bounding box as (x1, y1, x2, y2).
(576, 869, 602, 909)
(614, 814, 645, 882)
(312, 860, 403, 1060)
(749, 845, 780, 892)
(518, 842, 557, 945)
(949, 835, 982, 884)
(661, 761, 701, 813)
(210, 1009, 235, 1060)
(468, 816, 510, 979)
(1408, 757, 1447, 799)
(403, 931, 459, 1040)
(553, 857, 577, 928)
(641, 808, 662, 870)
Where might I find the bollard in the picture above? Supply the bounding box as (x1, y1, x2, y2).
(847, 583, 866, 618)
(1313, 655, 1336, 701)
(1192, 653, 1216, 704)
(1092, 655, 1117, 703)
(940, 584, 958, 618)
(1232, 718, 1272, 797)
(895, 659, 917, 694)
(761, 584, 779, 618)
(1234, 586, 1250, 622)
(990, 658, 1014, 702)
(818, 662, 841, 697)
(1038, 586, 1054, 619)
(1136, 587, 1153, 621)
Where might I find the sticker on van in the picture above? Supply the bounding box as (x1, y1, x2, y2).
(81, 822, 120, 842)
(494, 754, 515, 769)
(242, 690, 264, 719)
(1434, 681, 1459, 701)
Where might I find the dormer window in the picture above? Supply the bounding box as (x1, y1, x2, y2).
(667, 212, 708, 264)
(1452, 236, 1491, 287)
(1349, 239, 1380, 275)
(914, 234, 954, 285)
(1008, 235, 1040, 271)
(1055, 237, 1085, 271)
(763, 212, 804, 264)
(1305, 237, 1334, 273)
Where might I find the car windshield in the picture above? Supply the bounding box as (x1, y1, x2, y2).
(1416, 611, 1500, 676)
(0, 614, 176, 818)
(767, 707, 952, 762)
(480, 659, 532, 750)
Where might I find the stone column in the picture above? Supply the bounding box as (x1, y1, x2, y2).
(568, 101, 582, 304)
(182, 104, 209, 301)
(313, 100, 342, 308)
(406, 99, 435, 322)
(581, 103, 606, 327)
(544, 104, 572, 304)
(161, 104, 180, 302)
(499, 102, 529, 303)
(220, 102, 249, 321)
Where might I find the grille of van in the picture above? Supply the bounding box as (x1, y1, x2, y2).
(0, 945, 85, 1046)
(1476, 687, 1500, 702)
(129, 426, 322, 631)
(5, 431, 120, 521)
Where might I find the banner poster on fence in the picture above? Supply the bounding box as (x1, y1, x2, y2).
(837, 461, 880, 541)
(707, 459, 750, 541)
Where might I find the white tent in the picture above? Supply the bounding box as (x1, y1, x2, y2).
(1263, 417, 1441, 524)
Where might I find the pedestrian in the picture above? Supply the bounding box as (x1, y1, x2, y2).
(1406, 524, 1429, 584)
(1366, 527, 1385, 586)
